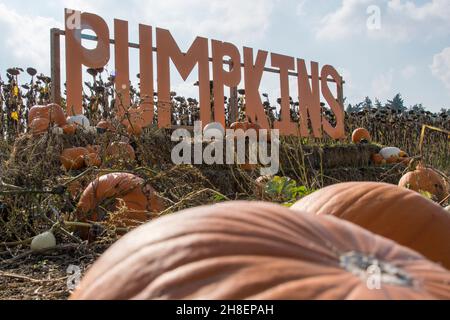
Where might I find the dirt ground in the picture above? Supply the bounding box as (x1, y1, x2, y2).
(0, 244, 106, 300)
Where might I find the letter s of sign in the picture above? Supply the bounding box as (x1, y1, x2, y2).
(67, 264, 82, 292)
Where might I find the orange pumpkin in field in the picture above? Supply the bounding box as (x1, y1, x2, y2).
(290, 181, 450, 269)
(84, 153, 102, 167)
(386, 155, 399, 164)
(30, 118, 50, 136)
(76, 173, 164, 228)
(86, 145, 102, 154)
(230, 121, 261, 132)
(106, 142, 136, 161)
(230, 121, 263, 139)
(126, 123, 143, 136)
(96, 120, 116, 133)
(371, 153, 384, 166)
(60, 147, 89, 170)
(70, 201, 450, 300)
(351, 128, 371, 144)
(28, 103, 67, 127)
(62, 124, 77, 135)
(398, 164, 447, 201)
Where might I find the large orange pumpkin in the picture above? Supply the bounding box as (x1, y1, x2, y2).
(70, 201, 450, 300)
(290, 182, 450, 269)
(60, 147, 89, 170)
(351, 128, 371, 144)
(398, 164, 447, 201)
(77, 173, 164, 228)
(28, 103, 67, 127)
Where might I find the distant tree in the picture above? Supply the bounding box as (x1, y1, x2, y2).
(386, 93, 406, 112)
(410, 103, 425, 112)
(439, 108, 450, 115)
(362, 96, 373, 110)
(374, 98, 383, 109)
(346, 104, 353, 113)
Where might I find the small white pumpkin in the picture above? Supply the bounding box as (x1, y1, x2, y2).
(445, 205, 450, 213)
(31, 231, 57, 251)
(203, 122, 225, 140)
(379, 147, 401, 160)
(67, 115, 90, 130)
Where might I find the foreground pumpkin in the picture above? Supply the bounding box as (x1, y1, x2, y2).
(60, 147, 89, 170)
(351, 128, 371, 144)
(70, 201, 450, 300)
(290, 182, 450, 269)
(398, 164, 447, 201)
(77, 173, 164, 229)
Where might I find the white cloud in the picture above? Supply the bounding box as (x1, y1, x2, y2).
(296, 0, 308, 16)
(316, 0, 450, 42)
(372, 69, 394, 98)
(431, 47, 450, 91)
(0, 3, 61, 72)
(136, 0, 277, 45)
(401, 65, 416, 79)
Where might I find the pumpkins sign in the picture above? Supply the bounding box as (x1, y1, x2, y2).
(57, 9, 345, 138)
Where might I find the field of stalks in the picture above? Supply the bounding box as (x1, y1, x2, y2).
(0, 67, 449, 300)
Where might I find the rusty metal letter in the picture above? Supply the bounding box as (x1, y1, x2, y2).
(212, 40, 241, 128)
(321, 65, 345, 139)
(65, 9, 110, 115)
(243, 47, 270, 130)
(138, 24, 154, 127)
(298, 59, 322, 138)
(114, 19, 130, 120)
(272, 53, 297, 135)
(157, 28, 210, 128)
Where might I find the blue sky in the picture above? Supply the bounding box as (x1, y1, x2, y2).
(0, 0, 449, 112)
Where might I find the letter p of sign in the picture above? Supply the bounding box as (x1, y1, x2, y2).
(65, 9, 110, 116)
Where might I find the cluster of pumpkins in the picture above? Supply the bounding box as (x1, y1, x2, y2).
(60, 142, 136, 171)
(352, 127, 448, 202)
(29, 103, 92, 136)
(68, 181, 450, 300)
(352, 128, 410, 165)
(28, 103, 143, 137)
